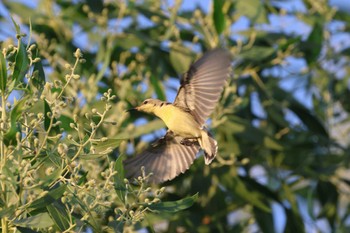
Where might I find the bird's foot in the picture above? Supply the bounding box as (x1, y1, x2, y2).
(180, 138, 197, 146)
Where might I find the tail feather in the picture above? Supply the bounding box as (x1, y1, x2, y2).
(199, 130, 218, 165)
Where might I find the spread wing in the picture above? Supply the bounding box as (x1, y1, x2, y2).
(173, 48, 231, 125)
(123, 132, 200, 184)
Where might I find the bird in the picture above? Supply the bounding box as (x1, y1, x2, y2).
(124, 48, 231, 183)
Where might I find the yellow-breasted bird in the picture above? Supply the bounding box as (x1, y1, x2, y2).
(124, 48, 231, 183)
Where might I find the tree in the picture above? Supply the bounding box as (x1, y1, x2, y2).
(1, 0, 350, 232)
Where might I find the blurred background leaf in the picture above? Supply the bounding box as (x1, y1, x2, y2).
(1, 0, 350, 232)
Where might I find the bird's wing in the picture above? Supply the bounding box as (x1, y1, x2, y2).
(123, 132, 200, 184)
(173, 48, 231, 125)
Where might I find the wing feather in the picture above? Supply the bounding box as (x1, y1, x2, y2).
(123, 133, 200, 183)
(174, 48, 231, 125)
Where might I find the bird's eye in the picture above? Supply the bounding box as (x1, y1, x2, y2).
(143, 100, 148, 104)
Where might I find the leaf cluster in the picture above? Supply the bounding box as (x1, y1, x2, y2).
(1, 0, 350, 232)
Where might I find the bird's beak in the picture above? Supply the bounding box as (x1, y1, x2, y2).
(126, 106, 139, 112)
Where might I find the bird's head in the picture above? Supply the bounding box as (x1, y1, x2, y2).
(133, 98, 165, 114)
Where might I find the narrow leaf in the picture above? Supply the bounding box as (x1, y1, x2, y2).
(16, 226, 39, 233)
(114, 154, 126, 203)
(39, 163, 63, 187)
(28, 185, 67, 210)
(302, 21, 323, 65)
(0, 51, 7, 92)
(149, 193, 198, 213)
(0, 205, 15, 218)
(213, 0, 225, 34)
(114, 34, 144, 49)
(115, 119, 165, 139)
(272, 87, 328, 137)
(284, 208, 305, 233)
(47, 202, 70, 231)
(220, 116, 284, 151)
(13, 213, 54, 228)
(254, 207, 275, 233)
(11, 15, 21, 34)
(94, 138, 124, 154)
(239, 46, 276, 62)
(13, 40, 29, 85)
(235, 0, 268, 24)
(57, 114, 74, 132)
(230, 177, 271, 212)
(169, 45, 193, 74)
(316, 181, 338, 227)
(44, 99, 60, 135)
(80, 153, 110, 160)
(4, 97, 28, 146)
(150, 74, 165, 101)
(32, 52, 45, 94)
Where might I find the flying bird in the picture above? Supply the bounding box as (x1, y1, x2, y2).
(124, 48, 231, 183)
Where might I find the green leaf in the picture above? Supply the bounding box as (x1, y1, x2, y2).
(93, 138, 124, 154)
(115, 119, 165, 139)
(44, 99, 60, 135)
(4, 97, 28, 146)
(239, 46, 276, 62)
(170, 45, 193, 74)
(114, 33, 144, 49)
(240, 176, 281, 202)
(316, 181, 338, 227)
(289, 100, 328, 137)
(1, 163, 17, 184)
(95, 37, 113, 83)
(235, 0, 268, 24)
(79, 153, 109, 160)
(149, 193, 198, 213)
(13, 39, 29, 86)
(16, 226, 39, 233)
(58, 114, 74, 132)
(284, 208, 305, 233)
(11, 15, 21, 34)
(114, 154, 127, 203)
(301, 21, 323, 65)
(0, 51, 7, 92)
(135, 5, 168, 21)
(340, 47, 350, 56)
(13, 213, 54, 228)
(69, 194, 101, 232)
(272, 87, 328, 137)
(38, 161, 63, 187)
(213, 0, 225, 34)
(150, 74, 166, 101)
(229, 177, 271, 212)
(220, 116, 284, 151)
(0, 205, 15, 218)
(265, 103, 289, 128)
(47, 202, 70, 231)
(32, 52, 45, 94)
(254, 207, 275, 233)
(44, 99, 52, 130)
(282, 184, 299, 213)
(28, 185, 67, 210)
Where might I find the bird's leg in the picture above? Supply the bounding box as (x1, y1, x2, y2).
(180, 138, 198, 146)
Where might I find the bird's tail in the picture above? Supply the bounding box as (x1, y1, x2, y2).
(199, 130, 218, 165)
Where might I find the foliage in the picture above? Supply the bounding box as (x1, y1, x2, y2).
(0, 18, 197, 233)
(0, 0, 350, 232)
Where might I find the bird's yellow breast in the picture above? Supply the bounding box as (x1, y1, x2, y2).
(153, 105, 201, 138)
